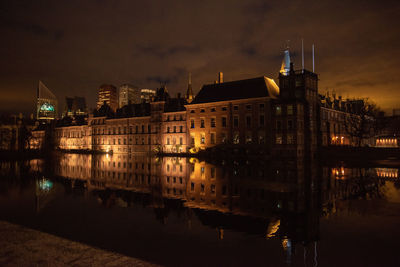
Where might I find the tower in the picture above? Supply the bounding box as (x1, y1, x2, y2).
(186, 73, 194, 104)
(36, 80, 58, 120)
(280, 49, 291, 76)
(97, 84, 118, 112)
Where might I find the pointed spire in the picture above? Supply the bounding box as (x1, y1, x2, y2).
(280, 49, 291, 76)
(186, 72, 194, 103)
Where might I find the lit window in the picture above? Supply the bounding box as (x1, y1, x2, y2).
(276, 135, 282, 144)
(276, 106, 282, 115)
(233, 133, 239, 144)
(200, 133, 205, 144)
(287, 105, 293, 115)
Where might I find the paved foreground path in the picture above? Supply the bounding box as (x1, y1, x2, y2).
(0, 221, 160, 267)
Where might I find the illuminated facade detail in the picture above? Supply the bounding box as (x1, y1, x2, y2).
(97, 84, 118, 112)
(376, 168, 399, 178)
(36, 80, 58, 120)
(375, 137, 398, 147)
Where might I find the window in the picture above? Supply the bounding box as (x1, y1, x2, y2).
(211, 133, 216, 144)
(135, 125, 138, 133)
(245, 134, 252, 144)
(276, 106, 282, 115)
(287, 120, 293, 130)
(233, 105, 239, 111)
(233, 116, 239, 127)
(221, 133, 227, 143)
(141, 125, 144, 133)
(276, 135, 282, 144)
(246, 116, 251, 127)
(167, 127, 170, 133)
(276, 120, 282, 131)
(258, 133, 265, 144)
(259, 103, 265, 110)
(191, 182, 195, 191)
(190, 119, 195, 128)
(201, 184, 205, 192)
(222, 117, 227, 127)
(287, 134, 294, 144)
(211, 108, 216, 112)
(233, 132, 239, 144)
(246, 104, 252, 110)
(173, 126, 176, 133)
(148, 125, 151, 133)
(211, 168, 215, 178)
(211, 117, 216, 127)
(190, 134, 195, 145)
(167, 138, 170, 145)
(201, 166, 205, 176)
(180, 126, 183, 132)
(190, 110, 195, 113)
(179, 137, 183, 145)
(200, 118, 205, 128)
(287, 105, 293, 115)
(211, 184, 216, 194)
(259, 115, 265, 126)
(222, 107, 227, 111)
(200, 109, 205, 113)
(200, 133, 205, 144)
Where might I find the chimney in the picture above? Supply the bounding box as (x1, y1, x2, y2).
(218, 72, 223, 83)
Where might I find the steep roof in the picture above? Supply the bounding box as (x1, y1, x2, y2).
(190, 76, 279, 104)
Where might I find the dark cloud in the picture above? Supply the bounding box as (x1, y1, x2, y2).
(1, 0, 400, 115)
(135, 44, 201, 59)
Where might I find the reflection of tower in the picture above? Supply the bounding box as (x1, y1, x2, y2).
(36, 80, 58, 120)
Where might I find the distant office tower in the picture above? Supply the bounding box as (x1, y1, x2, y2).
(119, 84, 141, 107)
(36, 80, 58, 120)
(140, 89, 156, 103)
(97, 84, 118, 112)
(64, 96, 87, 117)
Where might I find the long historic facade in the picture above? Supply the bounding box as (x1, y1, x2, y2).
(30, 51, 379, 154)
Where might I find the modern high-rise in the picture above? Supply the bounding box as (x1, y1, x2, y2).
(97, 84, 118, 112)
(119, 84, 141, 107)
(36, 80, 58, 120)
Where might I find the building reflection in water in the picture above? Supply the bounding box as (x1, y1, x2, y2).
(24, 153, 399, 266)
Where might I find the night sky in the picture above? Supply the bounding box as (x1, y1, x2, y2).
(1, 0, 399, 115)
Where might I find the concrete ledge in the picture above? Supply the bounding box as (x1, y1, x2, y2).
(0, 220, 160, 267)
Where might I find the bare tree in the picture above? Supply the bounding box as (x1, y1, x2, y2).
(344, 99, 381, 147)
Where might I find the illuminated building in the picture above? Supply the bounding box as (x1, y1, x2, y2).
(140, 89, 156, 103)
(97, 84, 118, 112)
(64, 96, 87, 117)
(119, 84, 141, 107)
(36, 80, 58, 120)
(186, 73, 280, 152)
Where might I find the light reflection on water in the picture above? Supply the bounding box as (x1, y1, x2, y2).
(0, 153, 400, 267)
